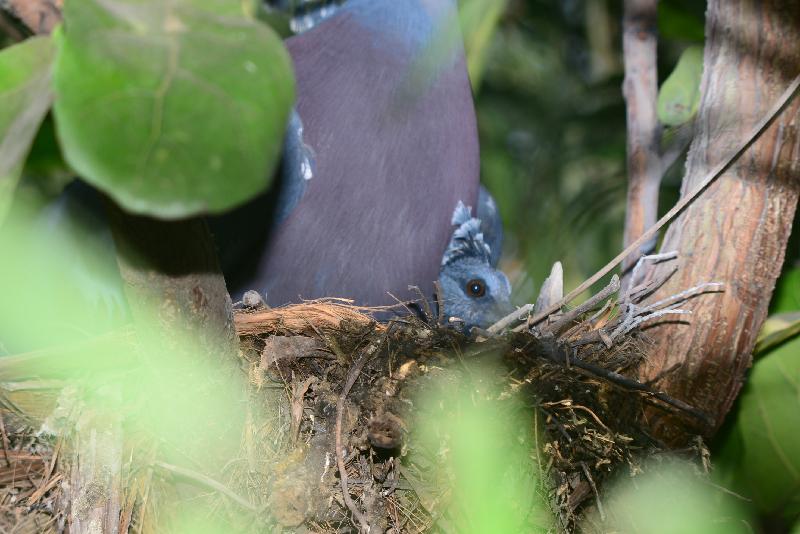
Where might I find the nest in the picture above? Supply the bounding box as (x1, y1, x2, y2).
(0, 255, 719, 533)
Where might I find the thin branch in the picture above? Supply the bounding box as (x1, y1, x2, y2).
(623, 251, 679, 302)
(533, 275, 620, 335)
(434, 280, 446, 327)
(488, 303, 534, 334)
(580, 461, 605, 521)
(562, 355, 711, 425)
(621, 0, 663, 286)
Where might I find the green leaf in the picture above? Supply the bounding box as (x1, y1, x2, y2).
(725, 336, 800, 521)
(53, 0, 295, 218)
(657, 45, 703, 126)
(755, 312, 800, 356)
(0, 37, 55, 225)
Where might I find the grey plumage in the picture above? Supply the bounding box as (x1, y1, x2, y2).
(438, 200, 513, 332)
(476, 185, 503, 267)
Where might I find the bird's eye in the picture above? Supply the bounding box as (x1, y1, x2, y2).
(465, 279, 486, 297)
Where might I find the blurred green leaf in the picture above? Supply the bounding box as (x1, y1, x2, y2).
(595, 458, 750, 533)
(412, 365, 552, 533)
(22, 115, 74, 194)
(459, 0, 509, 90)
(0, 36, 55, 226)
(657, 45, 703, 126)
(0, 196, 247, 528)
(52, 0, 295, 218)
(0, 187, 126, 353)
(717, 336, 800, 522)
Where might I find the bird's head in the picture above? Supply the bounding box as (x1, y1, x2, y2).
(439, 202, 513, 332)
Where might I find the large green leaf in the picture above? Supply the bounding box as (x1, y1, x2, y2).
(724, 336, 800, 521)
(657, 45, 703, 126)
(0, 37, 55, 225)
(53, 0, 295, 218)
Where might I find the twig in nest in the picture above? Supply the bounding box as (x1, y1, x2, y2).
(558, 354, 711, 426)
(335, 342, 379, 533)
(291, 376, 317, 443)
(623, 251, 679, 303)
(434, 280, 446, 327)
(153, 461, 257, 512)
(488, 304, 534, 334)
(0, 413, 9, 468)
(408, 285, 433, 324)
(539, 407, 573, 443)
(562, 298, 615, 340)
(610, 282, 723, 340)
(609, 306, 691, 341)
(580, 461, 605, 521)
(627, 264, 679, 305)
(534, 275, 621, 336)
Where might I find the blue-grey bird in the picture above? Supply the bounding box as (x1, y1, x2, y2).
(438, 200, 512, 331)
(217, 0, 481, 308)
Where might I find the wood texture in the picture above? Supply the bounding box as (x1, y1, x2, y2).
(621, 0, 663, 282)
(640, 0, 800, 440)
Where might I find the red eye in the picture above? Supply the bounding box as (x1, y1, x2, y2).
(466, 279, 486, 297)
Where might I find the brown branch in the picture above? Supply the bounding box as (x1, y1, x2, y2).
(621, 0, 663, 286)
(0, 0, 61, 35)
(638, 0, 800, 440)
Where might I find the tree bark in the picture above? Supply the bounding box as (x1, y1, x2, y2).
(104, 208, 238, 369)
(621, 0, 663, 286)
(640, 0, 800, 442)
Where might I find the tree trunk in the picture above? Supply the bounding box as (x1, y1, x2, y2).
(640, 0, 800, 442)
